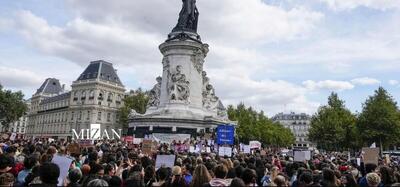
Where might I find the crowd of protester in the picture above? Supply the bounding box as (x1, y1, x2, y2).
(0, 137, 400, 187)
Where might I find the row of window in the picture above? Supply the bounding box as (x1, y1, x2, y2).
(39, 99, 69, 111)
(72, 90, 122, 103)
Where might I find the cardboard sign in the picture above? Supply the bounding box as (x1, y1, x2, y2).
(155, 155, 175, 169)
(52, 155, 73, 186)
(142, 140, 154, 155)
(10, 133, 17, 141)
(67, 143, 81, 155)
(363, 147, 379, 165)
(218, 146, 232, 157)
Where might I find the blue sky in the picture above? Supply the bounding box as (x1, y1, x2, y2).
(0, 0, 399, 116)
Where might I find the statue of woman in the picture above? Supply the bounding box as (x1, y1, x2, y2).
(172, 0, 199, 33)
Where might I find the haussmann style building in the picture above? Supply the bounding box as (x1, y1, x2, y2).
(25, 60, 125, 140)
(272, 112, 315, 148)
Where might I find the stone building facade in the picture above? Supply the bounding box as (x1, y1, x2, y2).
(272, 112, 314, 148)
(25, 60, 125, 140)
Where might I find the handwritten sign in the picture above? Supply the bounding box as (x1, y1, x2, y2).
(142, 140, 154, 155)
(218, 146, 232, 157)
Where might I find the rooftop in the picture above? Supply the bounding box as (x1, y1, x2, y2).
(35, 78, 63, 95)
(76, 60, 123, 86)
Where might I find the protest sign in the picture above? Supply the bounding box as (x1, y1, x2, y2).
(357, 158, 361, 166)
(216, 125, 235, 145)
(218, 146, 232, 157)
(133, 138, 142, 145)
(10, 133, 16, 141)
(189, 146, 196, 153)
(123, 136, 134, 143)
(362, 147, 379, 165)
(294, 151, 311, 162)
(52, 154, 73, 186)
(249, 141, 262, 149)
(243, 145, 251, 154)
(142, 140, 154, 155)
(155, 155, 176, 169)
(206, 147, 211, 153)
(260, 150, 267, 156)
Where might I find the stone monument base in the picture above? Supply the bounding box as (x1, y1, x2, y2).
(128, 117, 224, 138)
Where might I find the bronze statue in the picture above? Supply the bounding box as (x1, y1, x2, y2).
(172, 0, 199, 33)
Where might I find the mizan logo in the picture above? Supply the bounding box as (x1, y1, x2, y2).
(72, 124, 122, 140)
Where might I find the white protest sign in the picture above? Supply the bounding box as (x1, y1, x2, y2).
(10, 133, 16, 141)
(52, 154, 73, 186)
(133, 138, 142, 145)
(294, 151, 311, 162)
(357, 158, 361, 166)
(206, 147, 211, 153)
(218, 146, 232, 157)
(249, 141, 262, 149)
(155, 155, 176, 169)
(243, 145, 251, 154)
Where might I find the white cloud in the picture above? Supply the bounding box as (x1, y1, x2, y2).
(0, 66, 43, 88)
(388, 80, 399, 85)
(320, 0, 400, 10)
(302, 80, 354, 91)
(351, 77, 381, 85)
(10, 0, 324, 115)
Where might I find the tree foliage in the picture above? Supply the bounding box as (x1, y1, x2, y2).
(308, 92, 358, 151)
(227, 103, 295, 147)
(357, 87, 400, 148)
(117, 88, 149, 129)
(0, 84, 28, 130)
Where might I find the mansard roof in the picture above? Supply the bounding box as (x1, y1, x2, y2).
(76, 60, 123, 86)
(41, 92, 71, 104)
(35, 78, 63, 95)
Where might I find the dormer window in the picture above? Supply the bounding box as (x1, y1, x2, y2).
(89, 90, 95, 100)
(98, 91, 104, 100)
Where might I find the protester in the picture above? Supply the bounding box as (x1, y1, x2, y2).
(0, 136, 399, 187)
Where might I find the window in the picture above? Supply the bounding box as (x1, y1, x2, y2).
(78, 111, 82, 120)
(107, 93, 113, 102)
(97, 112, 102, 121)
(86, 110, 90, 121)
(71, 112, 74, 120)
(89, 90, 95, 100)
(107, 113, 111, 122)
(73, 91, 79, 101)
(98, 91, 104, 100)
(81, 91, 86, 100)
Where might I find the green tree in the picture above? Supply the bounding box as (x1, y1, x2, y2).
(227, 103, 295, 147)
(357, 87, 400, 149)
(308, 92, 357, 151)
(117, 88, 149, 129)
(0, 84, 28, 130)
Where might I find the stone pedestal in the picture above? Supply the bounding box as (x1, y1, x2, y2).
(129, 31, 234, 137)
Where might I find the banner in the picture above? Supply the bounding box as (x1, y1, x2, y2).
(216, 125, 235, 145)
(123, 136, 134, 143)
(151, 133, 190, 144)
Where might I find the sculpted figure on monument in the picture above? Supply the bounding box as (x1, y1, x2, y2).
(169, 65, 190, 102)
(172, 0, 199, 33)
(148, 76, 162, 107)
(191, 49, 204, 73)
(202, 71, 219, 110)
